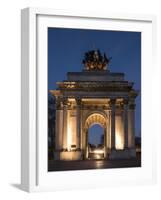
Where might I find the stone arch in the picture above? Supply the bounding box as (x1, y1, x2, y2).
(82, 110, 109, 159)
(83, 110, 108, 130)
(85, 113, 107, 129)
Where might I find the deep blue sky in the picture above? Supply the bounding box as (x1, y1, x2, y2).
(48, 27, 141, 143)
(88, 124, 104, 146)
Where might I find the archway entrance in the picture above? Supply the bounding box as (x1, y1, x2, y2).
(88, 124, 104, 159)
(84, 112, 107, 160)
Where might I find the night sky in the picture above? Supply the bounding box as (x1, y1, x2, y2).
(48, 27, 141, 144)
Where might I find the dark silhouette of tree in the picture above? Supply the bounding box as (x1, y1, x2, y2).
(48, 93, 56, 159)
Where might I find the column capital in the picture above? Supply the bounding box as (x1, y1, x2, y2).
(62, 97, 68, 106)
(75, 97, 82, 106)
(55, 96, 63, 110)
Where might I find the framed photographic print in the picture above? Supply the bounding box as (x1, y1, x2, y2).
(21, 8, 156, 192)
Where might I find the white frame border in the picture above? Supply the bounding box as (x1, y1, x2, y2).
(21, 7, 157, 192)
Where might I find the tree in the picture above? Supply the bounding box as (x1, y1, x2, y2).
(48, 93, 56, 159)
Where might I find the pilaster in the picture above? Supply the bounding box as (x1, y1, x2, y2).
(76, 97, 82, 149)
(110, 98, 116, 150)
(62, 97, 68, 149)
(123, 99, 129, 149)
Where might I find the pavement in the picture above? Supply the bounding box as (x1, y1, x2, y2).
(48, 153, 141, 172)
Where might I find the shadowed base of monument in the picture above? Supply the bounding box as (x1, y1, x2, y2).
(48, 152, 141, 172)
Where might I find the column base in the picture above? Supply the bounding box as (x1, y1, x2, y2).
(54, 151, 82, 160)
(109, 148, 136, 159)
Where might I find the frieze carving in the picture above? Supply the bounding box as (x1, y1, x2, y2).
(57, 81, 133, 93)
(58, 81, 133, 88)
(81, 105, 109, 110)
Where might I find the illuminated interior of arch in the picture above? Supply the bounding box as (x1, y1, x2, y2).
(85, 113, 106, 129)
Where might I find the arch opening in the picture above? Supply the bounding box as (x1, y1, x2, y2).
(88, 124, 104, 147)
(84, 112, 107, 160)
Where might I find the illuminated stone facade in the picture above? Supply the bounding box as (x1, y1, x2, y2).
(50, 50, 138, 160)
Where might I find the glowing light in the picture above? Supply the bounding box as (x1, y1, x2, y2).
(90, 148, 104, 160)
(116, 132, 124, 149)
(115, 116, 124, 150)
(95, 154, 101, 159)
(94, 160, 104, 168)
(67, 115, 72, 151)
(93, 149, 104, 154)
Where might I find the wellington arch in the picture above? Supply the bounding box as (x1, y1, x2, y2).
(50, 50, 139, 161)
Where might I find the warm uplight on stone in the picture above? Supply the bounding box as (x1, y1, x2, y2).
(50, 49, 138, 161)
(115, 115, 124, 150)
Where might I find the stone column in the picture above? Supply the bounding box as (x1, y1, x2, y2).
(85, 130, 88, 159)
(128, 103, 136, 148)
(76, 97, 81, 149)
(123, 99, 129, 149)
(110, 99, 116, 150)
(55, 97, 62, 150)
(62, 98, 68, 150)
(104, 128, 107, 158)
